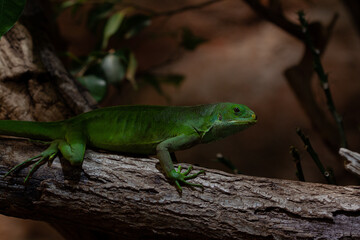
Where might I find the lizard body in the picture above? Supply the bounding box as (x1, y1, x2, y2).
(1, 103, 256, 192)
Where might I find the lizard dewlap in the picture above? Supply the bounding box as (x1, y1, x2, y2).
(1, 102, 257, 192)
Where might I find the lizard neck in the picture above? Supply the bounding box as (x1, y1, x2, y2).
(187, 104, 218, 143)
(197, 103, 255, 143)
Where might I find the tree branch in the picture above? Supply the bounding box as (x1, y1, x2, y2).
(1, 139, 360, 239)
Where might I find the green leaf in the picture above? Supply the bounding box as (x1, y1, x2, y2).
(102, 10, 126, 49)
(142, 73, 185, 98)
(180, 27, 207, 51)
(60, 1, 77, 9)
(125, 51, 137, 89)
(158, 74, 184, 86)
(87, 3, 114, 30)
(64, 51, 82, 64)
(124, 14, 151, 39)
(101, 52, 125, 84)
(142, 74, 164, 96)
(77, 75, 107, 102)
(0, 0, 27, 38)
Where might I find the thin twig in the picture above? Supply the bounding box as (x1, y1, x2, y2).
(242, 0, 302, 40)
(216, 153, 241, 174)
(289, 146, 305, 182)
(296, 128, 336, 184)
(298, 11, 347, 148)
(245, 0, 341, 154)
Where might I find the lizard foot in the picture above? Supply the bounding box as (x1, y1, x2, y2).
(170, 165, 205, 193)
(3, 141, 59, 183)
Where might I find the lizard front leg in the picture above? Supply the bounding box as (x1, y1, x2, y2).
(156, 134, 205, 193)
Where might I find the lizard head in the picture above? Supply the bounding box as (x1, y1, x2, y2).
(201, 103, 257, 143)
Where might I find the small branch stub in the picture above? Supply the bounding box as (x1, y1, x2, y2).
(289, 146, 305, 181)
(296, 128, 336, 184)
(339, 148, 360, 177)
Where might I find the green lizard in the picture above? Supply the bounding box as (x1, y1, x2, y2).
(1, 103, 256, 192)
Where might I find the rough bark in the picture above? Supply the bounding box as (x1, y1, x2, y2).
(0, 23, 95, 122)
(1, 139, 360, 240)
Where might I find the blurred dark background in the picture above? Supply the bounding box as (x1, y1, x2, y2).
(1, 0, 359, 239)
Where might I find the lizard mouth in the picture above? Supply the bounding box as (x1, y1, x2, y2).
(229, 114, 257, 125)
(229, 118, 257, 125)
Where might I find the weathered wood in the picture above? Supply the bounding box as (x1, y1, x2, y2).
(340, 148, 360, 177)
(0, 22, 95, 121)
(1, 139, 360, 239)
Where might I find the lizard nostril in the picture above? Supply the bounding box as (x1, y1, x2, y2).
(252, 114, 257, 120)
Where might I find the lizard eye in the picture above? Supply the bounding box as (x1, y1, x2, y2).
(218, 114, 223, 121)
(234, 107, 240, 113)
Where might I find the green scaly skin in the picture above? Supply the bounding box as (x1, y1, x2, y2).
(0, 103, 257, 192)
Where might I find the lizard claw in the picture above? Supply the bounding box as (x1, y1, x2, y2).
(170, 165, 205, 193)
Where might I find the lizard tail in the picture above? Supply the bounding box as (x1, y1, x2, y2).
(0, 120, 65, 140)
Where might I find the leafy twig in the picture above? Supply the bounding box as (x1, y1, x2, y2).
(296, 128, 336, 184)
(298, 11, 347, 148)
(289, 146, 305, 182)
